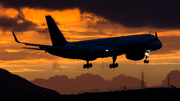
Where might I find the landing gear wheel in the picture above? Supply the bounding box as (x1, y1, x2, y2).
(109, 63, 118, 69)
(83, 64, 86, 69)
(144, 60, 149, 63)
(83, 63, 92, 69)
(115, 63, 118, 67)
(109, 64, 112, 69)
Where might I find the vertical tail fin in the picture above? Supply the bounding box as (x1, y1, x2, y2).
(45, 15, 67, 46)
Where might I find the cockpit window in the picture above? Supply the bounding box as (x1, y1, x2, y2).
(148, 39, 159, 42)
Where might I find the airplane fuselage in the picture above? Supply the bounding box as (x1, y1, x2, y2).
(47, 34, 162, 61)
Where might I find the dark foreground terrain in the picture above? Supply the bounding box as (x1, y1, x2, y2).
(0, 88, 180, 101)
(0, 68, 180, 101)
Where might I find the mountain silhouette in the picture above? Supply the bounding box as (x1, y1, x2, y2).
(0, 68, 59, 96)
(161, 70, 180, 87)
(31, 73, 141, 94)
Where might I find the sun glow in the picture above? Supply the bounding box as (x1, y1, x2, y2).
(5, 49, 21, 53)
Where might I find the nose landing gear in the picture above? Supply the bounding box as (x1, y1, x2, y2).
(144, 57, 149, 63)
(144, 51, 150, 63)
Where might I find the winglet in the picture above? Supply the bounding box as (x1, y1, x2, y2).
(12, 31, 21, 43)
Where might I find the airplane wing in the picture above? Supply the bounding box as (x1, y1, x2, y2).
(12, 31, 111, 53)
(12, 31, 84, 51)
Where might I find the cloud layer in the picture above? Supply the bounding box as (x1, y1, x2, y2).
(0, 10, 37, 32)
(1, 0, 180, 29)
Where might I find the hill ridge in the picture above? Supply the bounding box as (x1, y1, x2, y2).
(0, 68, 59, 96)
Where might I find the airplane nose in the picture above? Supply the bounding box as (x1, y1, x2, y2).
(156, 41, 162, 50)
(149, 41, 162, 50)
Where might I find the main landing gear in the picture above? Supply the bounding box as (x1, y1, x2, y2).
(109, 55, 118, 69)
(83, 60, 92, 69)
(144, 51, 150, 63)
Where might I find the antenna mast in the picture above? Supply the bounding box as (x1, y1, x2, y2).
(141, 70, 145, 89)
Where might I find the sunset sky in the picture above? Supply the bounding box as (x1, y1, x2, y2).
(0, 0, 180, 87)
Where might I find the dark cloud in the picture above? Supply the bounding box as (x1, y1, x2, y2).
(0, 10, 37, 32)
(1, 0, 180, 29)
(35, 28, 49, 34)
(83, 15, 110, 35)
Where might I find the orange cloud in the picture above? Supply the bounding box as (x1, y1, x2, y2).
(5, 49, 21, 52)
(21, 8, 81, 25)
(0, 6, 18, 18)
(0, 41, 9, 43)
(8, 68, 44, 72)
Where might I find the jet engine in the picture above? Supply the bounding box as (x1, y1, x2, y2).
(81, 50, 97, 60)
(126, 51, 145, 61)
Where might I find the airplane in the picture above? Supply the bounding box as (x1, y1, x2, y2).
(12, 15, 162, 69)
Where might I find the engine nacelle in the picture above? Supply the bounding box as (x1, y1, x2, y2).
(81, 50, 97, 60)
(126, 51, 145, 61)
(82, 50, 93, 57)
